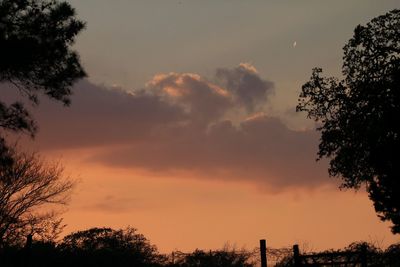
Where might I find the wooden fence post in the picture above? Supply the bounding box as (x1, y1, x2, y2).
(260, 239, 267, 267)
(293, 244, 301, 267)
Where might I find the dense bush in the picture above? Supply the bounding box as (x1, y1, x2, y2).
(168, 248, 256, 267)
(275, 242, 400, 267)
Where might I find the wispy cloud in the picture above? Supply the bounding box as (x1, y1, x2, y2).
(78, 195, 144, 213)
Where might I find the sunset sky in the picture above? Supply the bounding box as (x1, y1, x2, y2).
(7, 0, 400, 253)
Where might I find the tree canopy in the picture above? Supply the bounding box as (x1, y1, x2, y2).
(59, 227, 166, 267)
(297, 9, 400, 233)
(0, 0, 86, 162)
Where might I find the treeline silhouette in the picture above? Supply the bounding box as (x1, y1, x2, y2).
(1, 226, 399, 267)
(276, 242, 400, 267)
(0, 226, 255, 267)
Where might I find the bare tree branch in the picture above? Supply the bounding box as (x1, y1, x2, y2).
(0, 148, 74, 247)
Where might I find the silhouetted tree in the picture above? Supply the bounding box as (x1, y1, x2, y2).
(0, 0, 86, 163)
(297, 9, 400, 233)
(0, 148, 73, 247)
(59, 227, 166, 267)
(170, 248, 255, 267)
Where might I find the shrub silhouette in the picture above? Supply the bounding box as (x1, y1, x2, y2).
(58, 227, 166, 267)
(274, 241, 400, 267)
(168, 248, 255, 267)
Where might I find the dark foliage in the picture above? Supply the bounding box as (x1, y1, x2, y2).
(297, 9, 400, 233)
(168, 248, 255, 267)
(1, 240, 64, 267)
(275, 242, 400, 267)
(58, 227, 166, 267)
(0, 227, 167, 267)
(0, 0, 86, 162)
(1, 235, 399, 267)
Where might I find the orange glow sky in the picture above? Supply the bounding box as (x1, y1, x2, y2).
(5, 0, 400, 253)
(38, 145, 398, 252)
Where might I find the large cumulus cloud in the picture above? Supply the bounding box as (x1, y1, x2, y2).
(1, 64, 330, 190)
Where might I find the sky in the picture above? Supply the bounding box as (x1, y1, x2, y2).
(6, 0, 400, 253)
